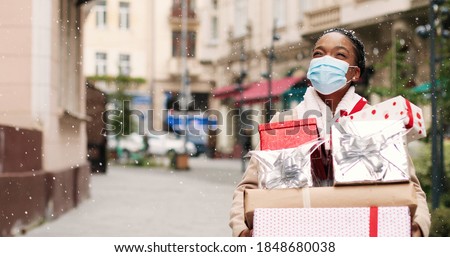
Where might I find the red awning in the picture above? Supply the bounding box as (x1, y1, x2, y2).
(235, 77, 303, 104)
(212, 84, 238, 99)
(212, 82, 252, 99)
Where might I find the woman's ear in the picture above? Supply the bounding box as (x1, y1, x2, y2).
(352, 67, 361, 82)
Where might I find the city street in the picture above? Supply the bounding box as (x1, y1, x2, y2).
(23, 157, 244, 237)
(3, 0, 449, 243)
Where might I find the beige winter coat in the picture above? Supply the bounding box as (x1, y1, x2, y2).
(229, 86, 431, 237)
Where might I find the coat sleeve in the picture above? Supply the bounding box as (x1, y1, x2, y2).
(229, 112, 283, 236)
(408, 155, 431, 236)
(228, 155, 259, 236)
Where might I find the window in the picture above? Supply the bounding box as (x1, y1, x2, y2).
(172, 0, 196, 18)
(209, 0, 218, 43)
(96, 52, 107, 75)
(119, 2, 130, 30)
(211, 16, 218, 41)
(172, 31, 196, 57)
(119, 54, 131, 76)
(234, 0, 248, 37)
(273, 0, 286, 27)
(96, 1, 107, 28)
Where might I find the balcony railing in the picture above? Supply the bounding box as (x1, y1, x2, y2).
(304, 6, 340, 34)
(171, 6, 196, 19)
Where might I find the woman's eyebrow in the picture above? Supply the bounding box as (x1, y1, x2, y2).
(334, 45, 351, 53)
(313, 45, 351, 54)
(312, 45, 325, 52)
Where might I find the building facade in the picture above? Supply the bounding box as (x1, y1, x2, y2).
(0, 0, 93, 236)
(83, 0, 217, 135)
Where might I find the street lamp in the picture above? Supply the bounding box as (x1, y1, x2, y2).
(415, 0, 448, 210)
(237, 43, 247, 173)
(180, 0, 191, 157)
(264, 19, 280, 123)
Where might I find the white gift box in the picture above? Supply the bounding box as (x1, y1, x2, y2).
(339, 96, 426, 142)
(253, 206, 411, 237)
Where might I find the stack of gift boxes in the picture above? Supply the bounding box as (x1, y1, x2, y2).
(245, 96, 425, 237)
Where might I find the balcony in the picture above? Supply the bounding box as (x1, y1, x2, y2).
(171, 6, 196, 19)
(169, 1, 199, 27)
(169, 13, 199, 28)
(304, 5, 341, 34)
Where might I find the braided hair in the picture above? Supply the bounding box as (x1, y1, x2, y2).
(318, 28, 366, 75)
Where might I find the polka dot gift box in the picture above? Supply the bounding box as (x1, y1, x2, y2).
(253, 206, 411, 237)
(340, 96, 426, 143)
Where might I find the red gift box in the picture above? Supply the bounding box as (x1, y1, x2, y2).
(258, 118, 328, 184)
(253, 206, 411, 237)
(258, 118, 319, 150)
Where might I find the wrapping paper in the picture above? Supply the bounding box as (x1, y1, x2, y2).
(258, 118, 327, 185)
(332, 120, 410, 185)
(340, 96, 426, 142)
(244, 183, 417, 229)
(248, 140, 323, 189)
(253, 206, 411, 237)
(258, 118, 319, 150)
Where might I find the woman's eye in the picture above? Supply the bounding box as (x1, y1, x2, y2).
(313, 52, 322, 57)
(336, 53, 347, 58)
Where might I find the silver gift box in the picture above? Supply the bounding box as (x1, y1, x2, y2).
(247, 140, 323, 189)
(332, 119, 410, 185)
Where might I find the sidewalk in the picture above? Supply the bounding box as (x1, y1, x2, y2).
(23, 156, 244, 237)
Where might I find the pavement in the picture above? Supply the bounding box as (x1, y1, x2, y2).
(23, 156, 245, 237)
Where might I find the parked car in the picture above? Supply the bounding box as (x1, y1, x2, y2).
(172, 126, 208, 157)
(184, 133, 207, 157)
(107, 133, 146, 162)
(147, 132, 197, 156)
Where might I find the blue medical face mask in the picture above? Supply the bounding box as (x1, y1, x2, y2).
(307, 55, 357, 95)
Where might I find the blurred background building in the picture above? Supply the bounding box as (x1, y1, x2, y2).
(81, 0, 448, 228)
(82, 0, 434, 158)
(0, 0, 94, 236)
(83, 0, 216, 134)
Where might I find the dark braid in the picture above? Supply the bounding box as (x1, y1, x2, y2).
(319, 28, 366, 75)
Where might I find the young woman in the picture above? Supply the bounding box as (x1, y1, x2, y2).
(229, 28, 431, 237)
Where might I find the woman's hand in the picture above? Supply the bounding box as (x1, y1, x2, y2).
(411, 222, 423, 237)
(239, 229, 253, 237)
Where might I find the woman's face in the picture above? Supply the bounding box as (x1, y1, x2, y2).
(312, 32, 361, 87)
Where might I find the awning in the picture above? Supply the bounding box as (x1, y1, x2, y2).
(235, 77, 303, 104)
(411, 80, 441, 93)
(212, 83, 251, 99)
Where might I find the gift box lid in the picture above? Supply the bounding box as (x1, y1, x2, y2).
(258, 118, 319, 150)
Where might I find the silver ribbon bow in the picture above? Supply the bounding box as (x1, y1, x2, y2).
(334, 130, 406, 181)
(264, 149, 311, 189)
